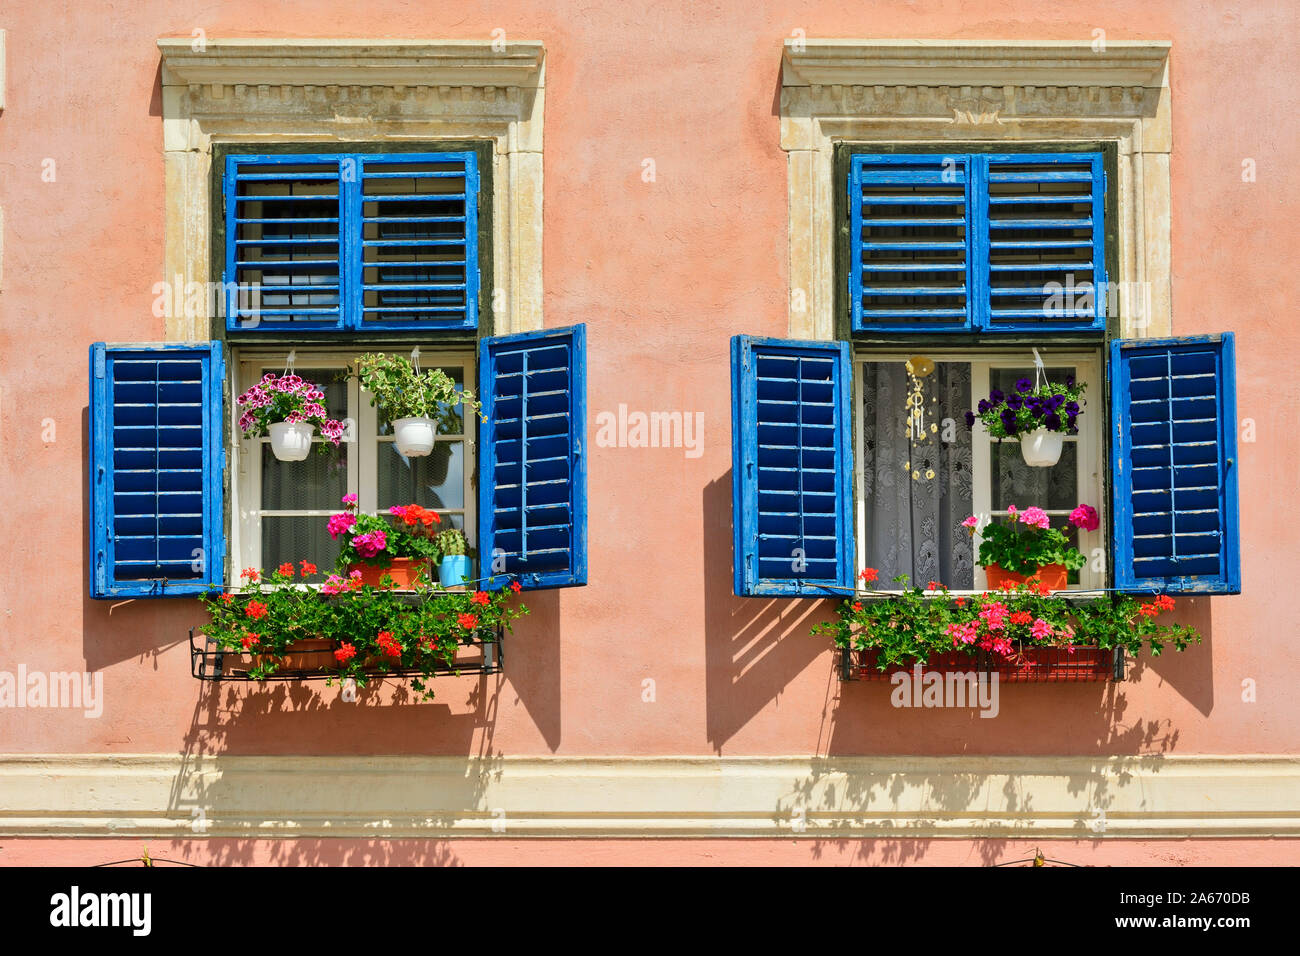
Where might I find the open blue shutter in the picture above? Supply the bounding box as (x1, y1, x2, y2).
(479, 325, 587, 590)
(1111, 333, 1240, 594)
(731, 336, 854, 597)
(979, 152, 1106, 331)
(225, 151, 479, 332)
(90, 342, 226, 598)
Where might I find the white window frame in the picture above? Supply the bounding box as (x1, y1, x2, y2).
(853, 347, 1105, 592)
(230, 346, 477, 576)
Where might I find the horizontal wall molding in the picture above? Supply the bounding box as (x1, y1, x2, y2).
(2, 754, 1298, 839)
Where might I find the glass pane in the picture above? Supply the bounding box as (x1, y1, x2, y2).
(261, 515, 342, 571)
(261, 442, 348, 510)
(374, 366, 466, 435)
(378, 439, 464, 510)
(991, 439, 1078, 512)
(859, 360, 975, 588)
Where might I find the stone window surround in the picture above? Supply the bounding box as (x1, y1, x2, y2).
(780, 39, 1172, 341)
(157, 38, 546, 342)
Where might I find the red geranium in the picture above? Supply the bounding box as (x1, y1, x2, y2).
(334, 643, 357, 663)
(245, 600, 269, 620)
(277, 562, 295, 577)
(471, 590, 490, 606)
(457, 613, 479, 630)
(299, 560, 318, 575)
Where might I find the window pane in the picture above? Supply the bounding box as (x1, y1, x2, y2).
(991, 439, 1078, 513)
(374, 366, 466, 434)
(261, 515, 341, 571)
(378, 439, 464, 510)
(860, 360, 974, 588)
(988, 365, 1080, 514)
(261, 443, 348, 511)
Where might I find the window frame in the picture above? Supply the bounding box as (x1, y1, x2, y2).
(852, 347, 1106, 594)
(229, 345, 477, 579)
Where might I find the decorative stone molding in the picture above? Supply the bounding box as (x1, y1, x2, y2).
(2, 754, 1298, 838)
(157, 38, 546, 341)
(780, 39, 1172, 340)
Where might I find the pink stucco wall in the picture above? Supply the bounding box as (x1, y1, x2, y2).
(0, 0, 1297, 785)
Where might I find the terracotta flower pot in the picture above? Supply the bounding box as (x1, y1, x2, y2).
(983, 562, 1068, 592)
(346, 557, 430, 589)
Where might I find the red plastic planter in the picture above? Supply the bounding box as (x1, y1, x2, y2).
(983, 562, 1068, 591)
(346, 557, 430, 589)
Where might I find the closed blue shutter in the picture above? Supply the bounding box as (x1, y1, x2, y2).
(225, 154, 345, 330)
(90, 342, 226, 598)
(225, 151, 479, 332)
(851, 154, 972, 332)
(979, 152, 1106, 331)
(1111, 333, 1240, 594)
(731, 336, 854, 597)
(479, 325, 587, 590)
(849, 151, 1105, 333)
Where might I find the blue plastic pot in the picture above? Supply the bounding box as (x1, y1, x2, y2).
(439, 554, 471, 589)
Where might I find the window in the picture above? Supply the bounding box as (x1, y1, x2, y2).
(849, 151, 1106, 333)
(855, 351, 1105, 592)
(231, 350, 476, 573)
(223, 150, 481, 332)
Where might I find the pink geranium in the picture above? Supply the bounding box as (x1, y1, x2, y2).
(1019, 506, 1051, 530)
(326, 512, 357, 539)
(1068, 503, 1100, 531)
(1031, 618, 1053, 640)
(351, 530, 388, 558)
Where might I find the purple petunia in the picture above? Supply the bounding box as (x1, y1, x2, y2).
(1015, 378, 1033, 393)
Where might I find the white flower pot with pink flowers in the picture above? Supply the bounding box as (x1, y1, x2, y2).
(236, 372, 346, 463)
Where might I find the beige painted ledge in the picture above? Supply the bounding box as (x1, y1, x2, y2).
(1, 755, 1298, 839)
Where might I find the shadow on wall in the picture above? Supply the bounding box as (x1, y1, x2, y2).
(81, 404, 564, 757)
(773, 753, 1173, 866)
(703, 471, 828, 752)
(702, 462, 1216, 757)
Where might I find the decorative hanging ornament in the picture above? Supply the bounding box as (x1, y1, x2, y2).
(903, 356, 940, 481)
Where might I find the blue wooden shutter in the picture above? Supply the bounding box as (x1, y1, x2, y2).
(978, 152, 1106, 331)
(225, 150, 479, 332)
(850, 154, 972, 332)
(90, 342, 226, 598)
(731, 336, 854, 597)
(479, 325, 587, 590)
(1111, 333, 1240, 594)
(225, 154, 345, 331)
(356, 151, 479, 331)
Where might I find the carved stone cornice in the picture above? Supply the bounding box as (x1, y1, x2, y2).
(158, 38, 545, 91)
(782, 39, 1169, 91)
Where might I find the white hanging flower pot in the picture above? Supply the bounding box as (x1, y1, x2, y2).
(1020, 426, 1064, 467)
(393, 416, 438, 457)
(268, 421, 315, 462)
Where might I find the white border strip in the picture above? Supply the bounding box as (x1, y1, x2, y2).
(2, 755, 1298, 838)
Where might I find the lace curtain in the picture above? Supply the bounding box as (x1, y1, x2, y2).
(860, 361, 974, 588)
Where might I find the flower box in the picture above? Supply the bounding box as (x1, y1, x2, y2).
(847, 646, 1117, 683)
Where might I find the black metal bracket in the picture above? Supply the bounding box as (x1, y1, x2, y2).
(189, 625, 504, 682)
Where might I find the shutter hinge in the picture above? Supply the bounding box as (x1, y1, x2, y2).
(94, 349, 105, 379)
(96, 556, 106, 593)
